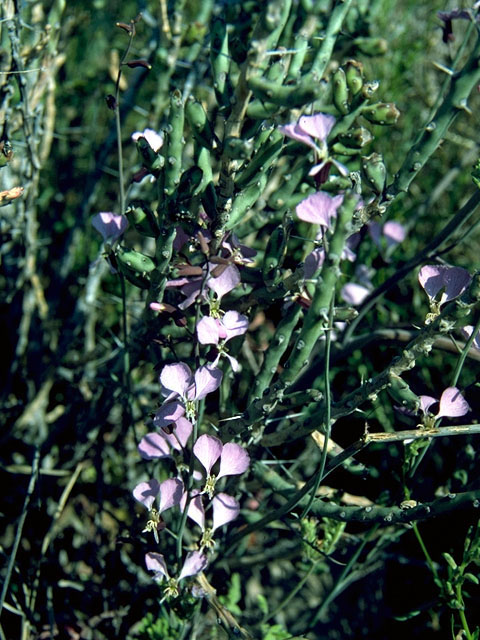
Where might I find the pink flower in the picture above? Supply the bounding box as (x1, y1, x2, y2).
(419, 387, 470, 420)
(193, 434, 249, 498)
(145, 550, 208, 596)
(341, 282, 370, 306)
(138, 417, 193, 460)
(133, 477, 183, 511)
(418, 265, 471, 307)
(196, 311, 249, 371)
(279, 113, 336, 153)
(296, 192, 344, 227)
(91, 212, 128, 243)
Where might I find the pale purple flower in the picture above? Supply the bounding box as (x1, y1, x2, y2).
(279, 113, 336, 153)
(207, 263, 241, 299)
(369, 220, 406, 258)
(138, 417, 193, 460)
(132, 128, 163, 153)
(196, 311, 249, 371)
(304, 248, 325, 279)
(436, 387, 470, 419)
(181, 489, 205, 530)
(193, 434, 250, 498)
(145, 550, 208, 596)
(341, 283, 370, 306)
(165, 262, 240, 309)
(222, 233, 257, 265)
(91, 212, 128, 243)
(419, 395, 438, 416)
(418, 265, 471, 307)
(296, 192, 344, 227)
(160, 362, 222, 402)
(133, 477, 183, 511)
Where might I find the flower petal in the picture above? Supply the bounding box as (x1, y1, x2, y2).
(132, 128, 163, 153)
(196, 316, 221, 345)
(153, 401, 186, 429)
(212, 493, 240, 531)
(297, 113, 336, 143)
(158, 478, 184, 514)
(133, 479, 160, 509)
(418, 265, 471, 304)
(217, 443, 250, 479)
(178, 551, 208, 581)
(341, 283, 370, 306)
(207, 264, 240, 299)
(160, 362, 192, 398)
(304, 248, 325, 279)
(278, 122, 317, 151)
(193, 434, 223, 475)
(181, 489, 205, 530)
(138, 433, 171, 460)
(91, 212, 128, 243)
(419, 395, 438, 415)
(162, 417, 193, 451)
(296, 192, 343, 227)
(145, 552, 169, 579)
(193, 365, 223, 401)
(436, 387, 470, 419)
(222, 311, 249, 340)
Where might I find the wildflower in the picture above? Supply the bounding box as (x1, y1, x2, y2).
(418, 265, 471, 309)
(154, 363, 222, 425)
(296, 192, 344, 227)
(368, 220, 406, 259)
(165, 262, 241, 310)
(196, 310, 249, 371)
(145, 550, 208, 598)
(341, 282, 370, 306)
(133, 477, 184, 541)
(138, 417, 193, 460)
(91, 212, 128, 244)
(193, 434, 249, 499)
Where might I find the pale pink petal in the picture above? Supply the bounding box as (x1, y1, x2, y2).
(304, 248, 325, 279)
(178, 551, 208, 581)
(383, 221, 406, 247)
(296, 192, 343, 227)
(133, 479, 160, 509)
(212, 493, 240, 531)
(178, 280, 204, 310)
(158, 478, 184, 514)
(278, 122, 317, 151)
(221, 310, 249, 340)
(162, 417, 193, 451)
(436, 387, 470, 419)
(298, 113, 336, 143)
(181, 490, 205, 530)
(138, 433, 171, 460)
(418, 265, 471, 304)
(196, 316, 221, 345)
(341, 283, 370, 306)
(153, 401, 186, 429)
(145, 552, 169, 579)
(91, 212, 128, 243)
(217, 443, 250, 479)
(160, 362, 192, 398)
(225, 353, 240, 372)
(193, 434, 223, 474)
(419, 395, 438, 415)
(193, 365, 223, 400)
(207, 264, 240, 299)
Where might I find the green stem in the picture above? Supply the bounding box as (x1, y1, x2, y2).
(451, 315, 480, 387)
(412, 522, 439, 582)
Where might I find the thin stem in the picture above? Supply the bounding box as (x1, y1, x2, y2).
(412, 522, 439, 583)
(451, 315, 480, 387)
(456, 583, 473, 640)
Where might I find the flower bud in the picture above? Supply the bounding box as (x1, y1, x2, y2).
(362, 102, 400, 125)
(345, 60, 364, 97)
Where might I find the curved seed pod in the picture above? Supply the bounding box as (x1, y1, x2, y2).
(246, 99, 279, 119)
(262, 215, 292, 286)
(226, 173, 268, 230)
(125, 201, 159, 238)
(362, 102, 400, 125)
(287, 34, 309, 81)
(116, 247, 156, 273)
(361, 152, 386, 195)
(337, 127, 372, 149)
(267, 160, 305, 210)
(345, 59, 364, 97)
(387, 373, 420, 412)
(331, 142, 362, 156)
(236, 132, 283, 189)
(210, 17, 230, 106)
(332, 67, 349, 115)
(185, 97, 217, 150)
(247, 75, 321, 108)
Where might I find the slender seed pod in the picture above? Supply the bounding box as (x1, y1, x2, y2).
(163, 91, 185, 197)
(236, 132, 283, 189)
(226, 173, 268, 230)
(262, 215, 292, 286)
(125, 201, 159, 238)
(332, 67, 349, 115)
(185, 97, 217, 150)
(210, 18, 230, 106)
(387, 373, 420, 412)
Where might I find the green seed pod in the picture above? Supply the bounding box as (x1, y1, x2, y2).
(247, 75, 320, 108)
(262, 215, 292, 286)
(116, 247, 156, 273)
(201, 181, 217, 220)
(226, 173, 268, 230)
(361, 152, 386, 195)
(246, 99, 279, 119)
(210, 18, 230, 106)
(331, 142, 361, 156)
(362, 102, 400, 125)
(332, 67, 349, 115)
(387, 373, 420, 412)
(344, 59, 364, 97)
(135, 136, 163, 171)
(236, 131, 283, 189)
(185, 97, 217, 150)
(177, 166, 204, 202)
(337, 127, 372, 149)
(125, 201, 159, 238)
(163, 90, 185, 196)
(353, 37, 388, 57)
